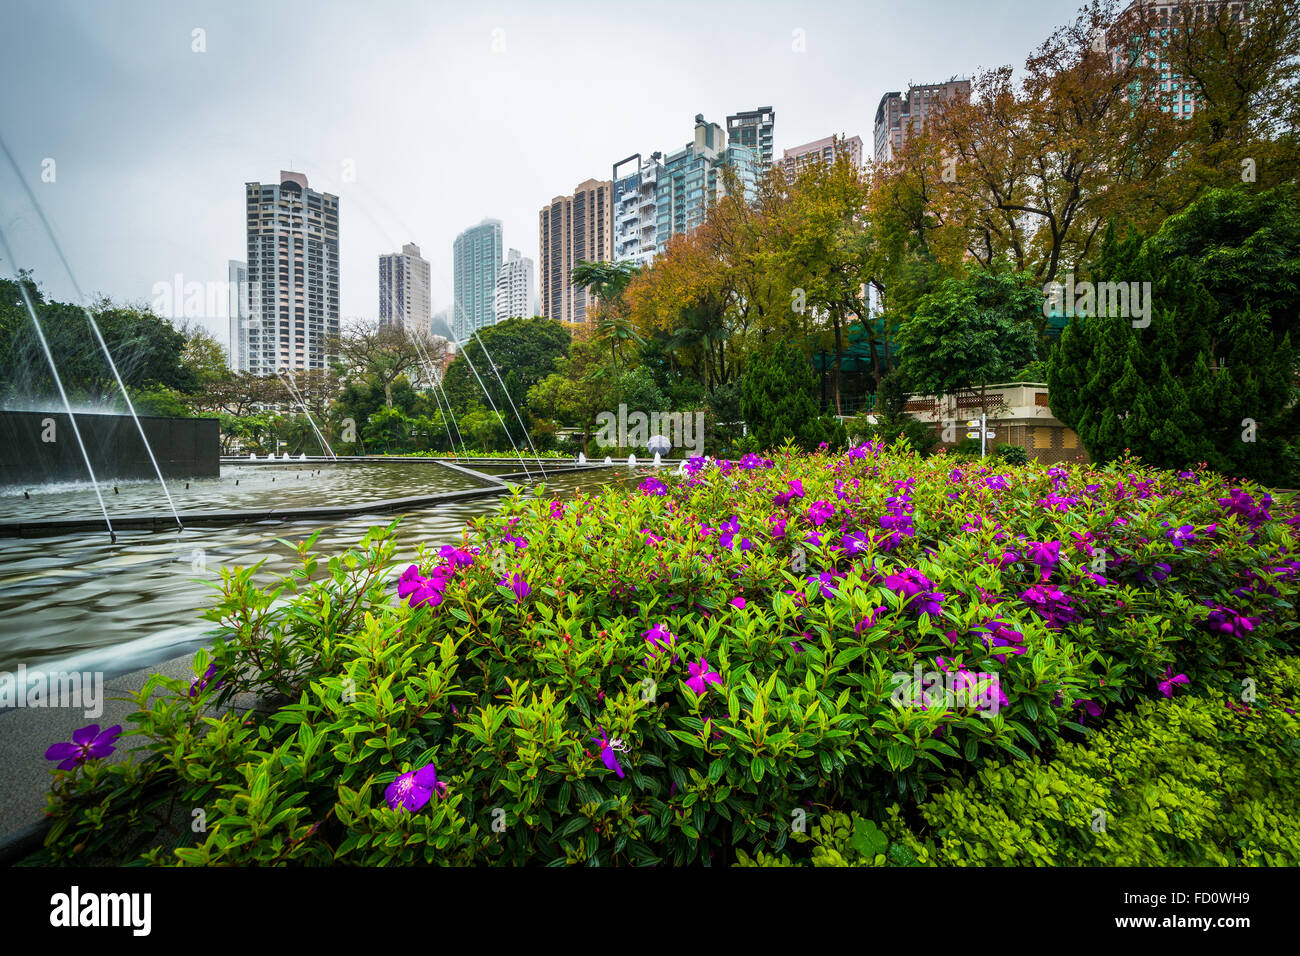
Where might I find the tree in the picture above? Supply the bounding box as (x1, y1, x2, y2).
(1047, 185, 1299, 483)
(441, 317, 571, 433)
(770, 141, 875, 412)
(526, 336, 612, 452)
(176, 323, 232, 390)
(740, 342, 845, 452)
(331, 321, 445, 409)
(0, 275, 196, 406)
(893, 269, 1041, 416)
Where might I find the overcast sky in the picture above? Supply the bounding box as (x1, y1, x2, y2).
(0, 0, 1085, 350)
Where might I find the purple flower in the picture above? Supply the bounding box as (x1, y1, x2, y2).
(385, 763, 448, 812)
(1165, 524, 1198, 550)
(498, 571, 532, 603)
(438, 546, 476, 568)
(839, 531, 871, 557)
(591, 727, 627, 778)
(773, 480, 805, 507)
(1021, 583, 1080, 629)
(1026, 541, 1062, 578)
(883, 568, 944, 617)
(397, 564, 425, 599)
(768, 515, 788, 540)
(686, 656, 722, 696)
(806, 500, 835, 527)
(1075, 699, 1103, 719)
(1158, 667, 1190, 698)
(45, 724, 122, 771)
(1203, 602, 1256, 638)
(807, 570, 841, 600)
(399, 564, 450, 608)
(729, 597, 747, 609)
(1217, 489, 1272, 530)
(985, 475, 1010, 492)
(639, 476, 669, 496)
(189, 663, 221, 698)
(975, 618, 1026, 664)
(643, 623, 677, 660)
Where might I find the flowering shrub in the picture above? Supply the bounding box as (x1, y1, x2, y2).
(36, 443, 1300, 865)
(740, 653, 1300, 866)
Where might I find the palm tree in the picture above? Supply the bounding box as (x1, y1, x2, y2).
(571, 260, 642, 374)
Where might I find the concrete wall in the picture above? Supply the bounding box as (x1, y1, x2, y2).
(0, 410, 219, 484)
(865, 383, 1091, 464)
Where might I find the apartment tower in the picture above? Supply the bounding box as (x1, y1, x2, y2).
(378, 242, 431, 331)
(538, 179, 611, 326)
(242, 171, 340, 374)
(495, 248, 537, 321)
(452, 219, 503, 344)
(873, 79, 971, 164)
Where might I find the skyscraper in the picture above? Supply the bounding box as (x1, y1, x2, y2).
(227, 259, 248, 373)
(243, 171, 340, 374)
(378, 242, 431, 331)
(873, 80, 971, 164)
(656, 114, 756, 243)
(495, 248, 537, 321)
(1110, 1, 1251, 120)
(538, 179, 611, 326)
(452, 219, 503, 344)
(782, 134, 864, 179)
(611, 152, 663, 266)
(726, 106, 776, 167)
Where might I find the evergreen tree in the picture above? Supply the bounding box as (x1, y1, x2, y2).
(1048, 185, 1298, 484)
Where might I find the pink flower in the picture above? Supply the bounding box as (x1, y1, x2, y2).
(1158, 667, 1190, 698)
(686, 657, 722, 696)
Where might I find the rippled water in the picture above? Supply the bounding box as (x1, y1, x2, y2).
(0, 460, 486, 522)
(0, 466, 625, 678)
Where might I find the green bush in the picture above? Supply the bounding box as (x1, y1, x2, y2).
(34, 446, 1300, 866)
(743, 653, 1300, 866)
(997, 444, 1030, 466)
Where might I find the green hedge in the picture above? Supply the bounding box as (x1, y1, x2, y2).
(741, 653, 1300, 866)
(31, 444, 1300, 865)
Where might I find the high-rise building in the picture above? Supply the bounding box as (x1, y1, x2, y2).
(538, 179, 611, 326)
(452, 219, 503, 344)
(1110, 1, 1250, 120)
(656, 114, 757, 243)
(431, 307, 452, 341)
(726, 106, 776, 167)
(495, 248, 536, 321)
(611, 152, 664, 266)
(378, 242, 431, 331)
(782, 134, 864, 179)
(243, 171, 340, 374)
(227, 259, 248, 373)
(873, 79, 971, 164)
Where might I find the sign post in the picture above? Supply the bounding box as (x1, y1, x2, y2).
(966, 414, 996, 457)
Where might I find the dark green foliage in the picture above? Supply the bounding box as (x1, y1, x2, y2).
(1049, 186, 1300, 484)
(740, 342, 843, 452)
(894, 269, 1041, 409)
(442, 317, 571, 420)
(997, 444, 1030, 466)
(0, 274, 196, 406)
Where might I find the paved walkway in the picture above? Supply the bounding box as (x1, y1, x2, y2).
(0, 648, 257, 850)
